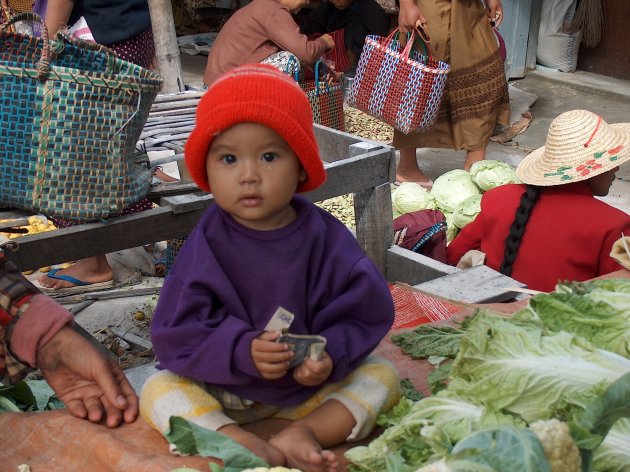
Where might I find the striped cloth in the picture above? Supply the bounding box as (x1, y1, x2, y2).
(390, 284, 461, 330)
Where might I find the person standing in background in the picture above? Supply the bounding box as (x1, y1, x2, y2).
(394, 0, 510, 187)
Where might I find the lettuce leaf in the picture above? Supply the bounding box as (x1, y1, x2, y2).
(448, 312, 630, 422)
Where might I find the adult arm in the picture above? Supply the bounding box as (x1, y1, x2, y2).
(44, 0, 74, 36)
(1, 258, 137, 427)
(265, 9, 331, 64)
(599, 219, 630, 275)
(397, 0, 427, 34)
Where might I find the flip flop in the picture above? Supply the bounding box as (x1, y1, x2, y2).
(33, 268, 114, 294)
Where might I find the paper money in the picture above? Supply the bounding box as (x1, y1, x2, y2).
(277, 333, 327, 368)
(265, 307, 295, 332)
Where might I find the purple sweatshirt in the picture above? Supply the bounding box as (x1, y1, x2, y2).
(151, 197, 394, 406)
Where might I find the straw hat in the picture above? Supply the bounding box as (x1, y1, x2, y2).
(516, 110, 630, 186)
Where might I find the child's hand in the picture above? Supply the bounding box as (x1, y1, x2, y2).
(251, 331, 294, 380)
(292, 351, 333, 386)
(320, 34, 335, 50)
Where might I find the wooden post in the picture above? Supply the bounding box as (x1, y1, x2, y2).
(148, 0, 185, 93)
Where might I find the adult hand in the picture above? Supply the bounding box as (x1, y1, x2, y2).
(320, 33, 335, 50)
(251, 330, 293, 380)
(293, 351, 332, 387)
(37, 326, 138, 428)
(397, 0, 427, 34)
(486, 0, 503, 27)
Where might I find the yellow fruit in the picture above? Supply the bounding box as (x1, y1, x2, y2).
(134, 311, 146, 321)
(39, 266, 52, 273)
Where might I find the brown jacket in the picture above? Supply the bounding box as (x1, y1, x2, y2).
(203, 0, 330, 85)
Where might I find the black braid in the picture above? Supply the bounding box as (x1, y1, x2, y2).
(500, 185, 542, 277)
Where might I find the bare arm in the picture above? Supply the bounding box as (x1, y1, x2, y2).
(44, 0, 74, 36)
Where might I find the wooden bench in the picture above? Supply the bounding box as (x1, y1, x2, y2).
(2, 92, 523, 303)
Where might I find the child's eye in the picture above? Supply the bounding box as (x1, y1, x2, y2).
(222, 154, 237, 165)
(261, 152, 278, 163)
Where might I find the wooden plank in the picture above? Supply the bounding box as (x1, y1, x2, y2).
(354, 183, 394, 273)
(148, 0, 185, 93)
(385, 245, 459, 285)
(109, 327, 153, 351)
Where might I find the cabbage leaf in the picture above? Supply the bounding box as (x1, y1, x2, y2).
(431, 170, 481, 214)
(452, 195, 482, 229)
(469, 160, 520, 191)
(448, 312, 630, 423)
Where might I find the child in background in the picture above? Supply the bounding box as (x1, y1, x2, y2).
(140, 64, 400, 471)
(203, 0, 334, 86)
(447, 109, 630, 292)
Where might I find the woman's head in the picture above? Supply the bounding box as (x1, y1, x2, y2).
(185, 64, 326, 195)
(516, 110, 630, 195)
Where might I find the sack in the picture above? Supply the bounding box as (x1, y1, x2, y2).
(298, 61, 344, 131)
(393, 209, 448, 263)
(0, 13, 162, 221)
(537, 0, 581, 72)
(347, 27, 450, 134)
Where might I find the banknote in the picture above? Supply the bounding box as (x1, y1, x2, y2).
(277, 333, 327, 368)
(265, 306, 295, 332)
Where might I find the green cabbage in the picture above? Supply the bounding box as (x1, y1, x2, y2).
(392, 182, 437, 215)
(469, 160, 521, 191)
(593, 418, 630, 472)
(444, 212, 459, 242)
(431, 170, 482, 213)
(452, 195, 482, 229)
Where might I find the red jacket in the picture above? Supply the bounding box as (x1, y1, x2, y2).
(446, 182, 630, 292)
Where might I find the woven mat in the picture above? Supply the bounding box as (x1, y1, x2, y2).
(389, 284, 462, 330)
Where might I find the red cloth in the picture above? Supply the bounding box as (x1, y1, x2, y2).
(446, 182, 630, 292)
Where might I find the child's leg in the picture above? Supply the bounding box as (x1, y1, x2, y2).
(140, 370, 285, 466)
(269, 356, 401, 471)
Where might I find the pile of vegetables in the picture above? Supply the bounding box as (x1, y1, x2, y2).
(345, 278, 630, 472)
(392, 161, 521, 241)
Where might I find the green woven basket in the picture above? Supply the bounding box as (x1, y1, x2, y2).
(0, 13, 163, 221)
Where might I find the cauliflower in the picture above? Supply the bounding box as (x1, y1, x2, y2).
(528, 419, 581, 472)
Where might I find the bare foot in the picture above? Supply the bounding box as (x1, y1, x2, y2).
(395, 170, 433, 186)
(270, 423, 339, 472)
(37, 255, 113, 290)
(219, 424, 285, 466)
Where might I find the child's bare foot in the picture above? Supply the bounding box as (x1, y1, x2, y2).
(269, 423, 339, 472)
(219, 424, 285, 466)
(36, 255, 113, 290)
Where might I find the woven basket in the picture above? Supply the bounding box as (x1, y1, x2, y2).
(166, 237, 188, 275)
(0, 13, 163, 221)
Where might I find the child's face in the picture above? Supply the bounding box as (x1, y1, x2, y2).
(206, 123, 308, 231)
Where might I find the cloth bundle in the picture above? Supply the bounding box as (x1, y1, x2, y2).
(347, 28, 450, 134)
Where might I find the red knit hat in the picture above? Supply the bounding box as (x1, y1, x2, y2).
(185, 64, 326, 193)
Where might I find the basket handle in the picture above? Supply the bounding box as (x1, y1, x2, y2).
(1, 12, 51, 80)
(385, 25, 431, 60)
(55, 27, 119, 71)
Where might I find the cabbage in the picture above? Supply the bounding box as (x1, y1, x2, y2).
(452, 195, 482, 229)
(431, 170, 481, 213)
(469, 160, 521, 191)
(392, 182, 437, 215)
(444, 212, 459, 242)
